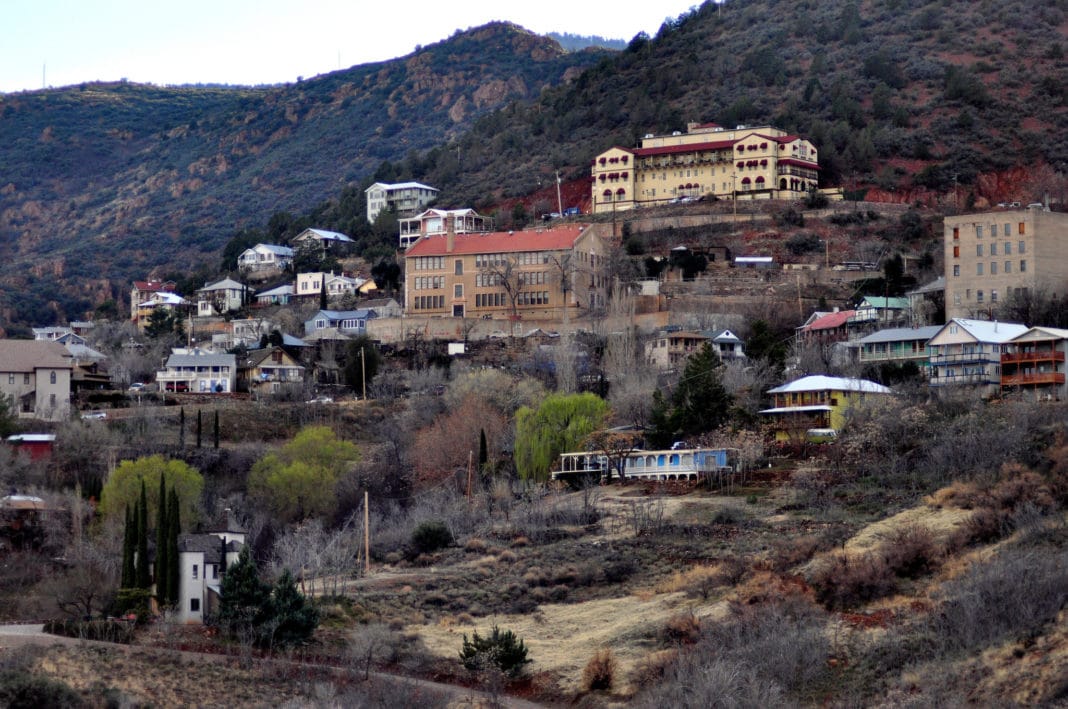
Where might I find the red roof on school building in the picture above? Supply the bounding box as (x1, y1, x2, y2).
(404, 225, 589, 257)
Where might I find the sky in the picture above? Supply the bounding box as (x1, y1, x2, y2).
(0, 1, 702, 93)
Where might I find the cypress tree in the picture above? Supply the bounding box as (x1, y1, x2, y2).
(156, 473, 169, 602)
(166, 489, 181, 606)
(179, 407, 186, 447)
(478, 429, 488, 475)
(196, 410, 203, 448)
(319, 280, 328, 309)
(213, 410, 220, 449)
(136, 481, 150, 589)
(121, 506, 135, 588)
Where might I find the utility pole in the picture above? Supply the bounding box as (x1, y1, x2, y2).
(555, 171, 564, 216)
(363, 491, 370, 575)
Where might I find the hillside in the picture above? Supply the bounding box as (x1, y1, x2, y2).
(0, 23, 609, 329)
(420, 0, 1068, 208)
(3, 0, 1068, 329)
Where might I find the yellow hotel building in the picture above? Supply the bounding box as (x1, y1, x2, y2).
(591, 122, 820, 213)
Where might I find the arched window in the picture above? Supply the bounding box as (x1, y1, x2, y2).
(50, 371, 57, 384)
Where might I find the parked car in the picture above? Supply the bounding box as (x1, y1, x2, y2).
(81, 411, 107, 420)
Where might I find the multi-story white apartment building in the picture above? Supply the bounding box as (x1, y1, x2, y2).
(926, 318, 1028, 396)
(365, 182, 439, 223)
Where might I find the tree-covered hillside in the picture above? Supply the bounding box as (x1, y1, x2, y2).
(0, 23, 609, 329)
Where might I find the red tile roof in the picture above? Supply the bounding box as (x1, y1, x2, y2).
(404, 225, 588, 257)
(632, 139, 737, 157)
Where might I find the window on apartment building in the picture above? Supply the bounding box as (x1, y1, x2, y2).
(976, 244, 983, 257)
(977, 263, 984, 275)
(953, 265, 960, 277)
(454, 284, 463, 298)
(1005, 261, 1011, 274)
(990, 242, 997, 256)
(1018, 240, 1025, 253)
(1021, 259, 1027, 272)
(976, 225, 983, 238)
(1003, 242, 1011, 255)
(990, 262, 997, 275)
(192, 564, 199, 579)
(1018, 222, 1025, 234)
(23, 374, 29, 385)
(953, 245, 960, 258)
(977, 290, 984, 303)
(991, 290, 998, 302)
(1003, 223, 1011, 237)
(454, 260, 463, 276)
(953, 227, 959, 240)
(50, 372, 56, 384)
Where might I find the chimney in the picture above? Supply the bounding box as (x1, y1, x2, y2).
(446, 218, 455, 253)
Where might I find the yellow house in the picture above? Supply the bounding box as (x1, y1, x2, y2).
(591, 122, 820, 213)
(760, 375, 891, 441)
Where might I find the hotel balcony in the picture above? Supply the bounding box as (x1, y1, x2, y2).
(1000, 372, 1066, 387)
(1001, 350, 1065, 364)
(928, 352, 997, 367)
(928, 372, 998, 386)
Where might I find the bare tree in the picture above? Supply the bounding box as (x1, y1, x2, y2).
(480, 255, 527, 336)
(44, 538, 119, 619)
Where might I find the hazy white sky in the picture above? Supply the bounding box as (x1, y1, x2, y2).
(0, 1, 701, 93)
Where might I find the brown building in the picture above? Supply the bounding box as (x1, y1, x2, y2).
(944, 207, 1068, 320)
(402, 224, 611, 320)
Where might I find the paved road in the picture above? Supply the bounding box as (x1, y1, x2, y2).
(0, 624, 546, 708)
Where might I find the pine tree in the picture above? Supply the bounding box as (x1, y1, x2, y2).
(136, 481, 150, 589)
(478, 429, 488, 475)
(166, 489, 181, 606)
(155, 473, 169, 603)
(268, 569, 320, 646)
(121, 506, 135, 588)
(218, 546, 270, 638)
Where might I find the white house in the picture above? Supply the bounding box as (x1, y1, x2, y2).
(709, 329, 746, 361)
(398, 207, 493, 249)
(156, 348, 236, 393)
(175, 512, 246, 624)
(237, 244, 294, 274)
(365, 182, 438, 223)
(296, 271, 365, 300)
(196, 278, 247, 317)
(0, 340, 73, 422)
(927, 318, 1028, 396)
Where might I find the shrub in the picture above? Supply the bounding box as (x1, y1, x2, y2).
(883, 525, 941, 578)
(411, 520, 453, 555)
(661, 612, 701, 645)
(43, 619, 135, 644)
(459, 625, 531, 678)
(809, 553, 897, 610)
(582, 649, 617, 691)
(0, 670, 85, 708)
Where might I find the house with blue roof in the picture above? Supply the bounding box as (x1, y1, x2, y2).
(303, 309, 378, 337)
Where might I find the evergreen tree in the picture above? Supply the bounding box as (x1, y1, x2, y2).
(647, 344, 733, 447)
(267, 569, 320, 646)
(218, 546, 270, 638)
(121, 506, 135, 589)
(196, 410, 203, 448)
(179, 407, 186, 447)
(136, 481, 150, 589)
(166, 489, 180, 606)
(478, 429, 488, 475)
(319, 280, 328, 309)
(155, 473, 169, 603)
(213, 410, 220, 449)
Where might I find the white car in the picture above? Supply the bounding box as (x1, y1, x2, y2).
(81, 411, 107, 420)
